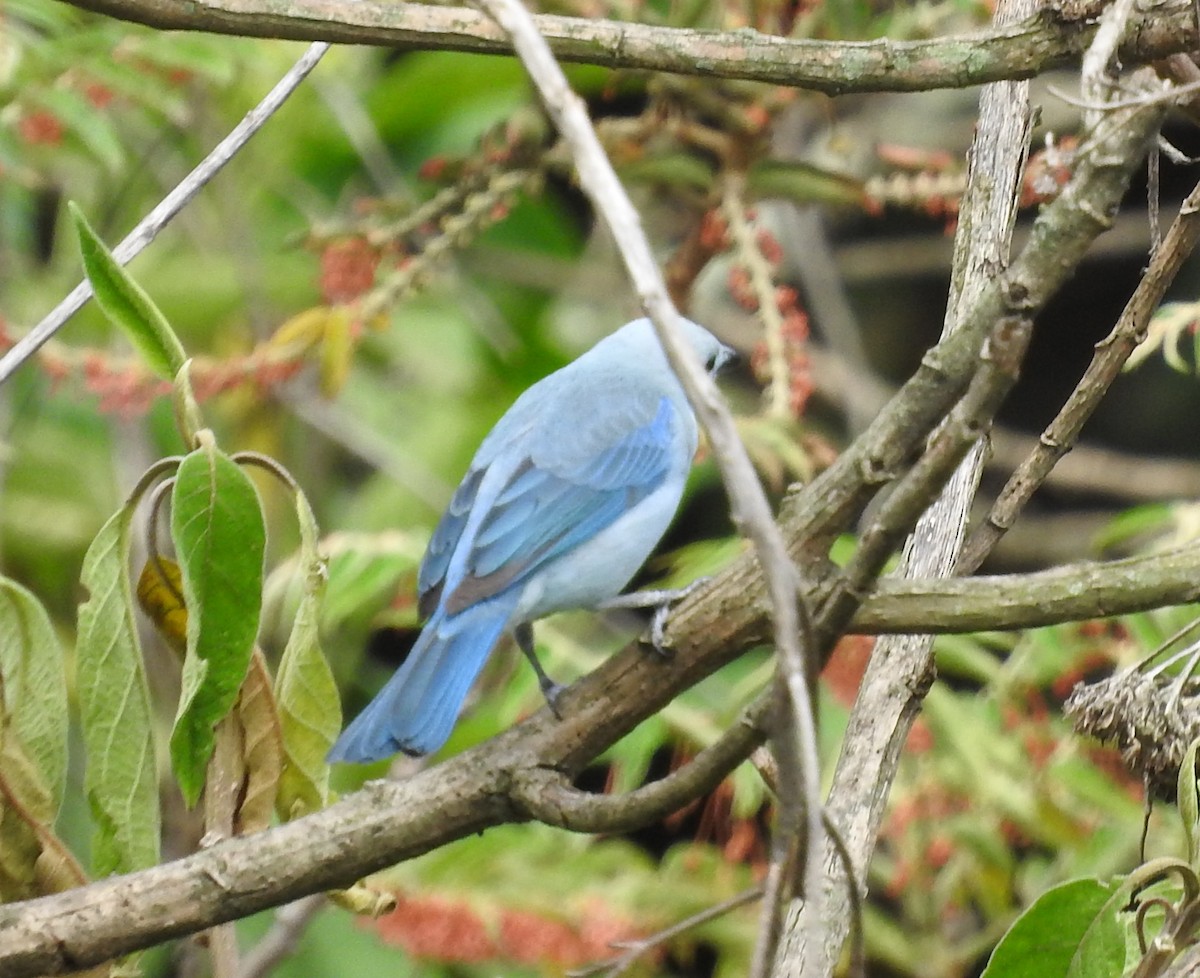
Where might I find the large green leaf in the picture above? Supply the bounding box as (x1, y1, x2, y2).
(77, 507, 161, 876)
(275, 490, 339, 819)
(0, 578, 68, 814)
(170, 442, 266, 806)
(69, 201, 188, 381)
(982, 878, 1126, 978)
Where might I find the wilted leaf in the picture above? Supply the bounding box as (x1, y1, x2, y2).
(77, 507, 161, 876)
(136, 557, 187, 656)
(233, 651, 283, 835)
(0, 742, 88, 902)
(170, 441, 266, 806)
(0, 731, 58, 901)
(69, 201, 188, 381)
(275, 491, 339, 819)
(0, 578, 68, 813)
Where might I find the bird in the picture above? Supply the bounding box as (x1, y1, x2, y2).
(328, 317, 734, 763)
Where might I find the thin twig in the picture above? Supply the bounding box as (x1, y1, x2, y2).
(571, 887, 764, 978)
(0, 42, 330, 387)
(236, 895, 326, 978)
(472, 0, 826, 958)
(1051, 74, 1200, 112)
(1079, 0, 1138, 129)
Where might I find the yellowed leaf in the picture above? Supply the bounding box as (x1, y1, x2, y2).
(318, 307, 353, 397)
(268, 306, 334, 357)
(0, 727, 87, 902)
(135, 557, 187, 656)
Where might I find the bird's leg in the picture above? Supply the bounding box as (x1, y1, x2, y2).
(598, 577, 710, 657)
(514, 622, 566, 719)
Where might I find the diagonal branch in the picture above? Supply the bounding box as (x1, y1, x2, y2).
(961, 176, 1200, 572)
(58, 0, 1195, 95)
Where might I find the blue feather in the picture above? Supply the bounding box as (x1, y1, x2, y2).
(328, 596, 516, 761)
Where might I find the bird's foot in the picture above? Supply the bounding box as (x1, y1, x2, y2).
(539, 677, 567, 719)
(515, 622, 567, 718)
(600, 577, 710, 657)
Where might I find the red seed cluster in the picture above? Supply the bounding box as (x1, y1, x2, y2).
(319, 237, 381, 304)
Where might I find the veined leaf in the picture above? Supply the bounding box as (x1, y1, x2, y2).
(0, 578, 68, 814)
(140, 552, 281, 832)
(170, 442, 266, 806)
(77, 508, 161, 876)
(275, 490, 339, 819)
(69, 201, 188, 381)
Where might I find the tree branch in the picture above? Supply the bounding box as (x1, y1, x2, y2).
(512, 693, 770, 834)
(962, 174, 1200, 572)
(58, 0, 1195, 95)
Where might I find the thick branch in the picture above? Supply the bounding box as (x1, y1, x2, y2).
(60, 0, 1194, 95)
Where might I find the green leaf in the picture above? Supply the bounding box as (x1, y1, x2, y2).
(982, 878, 1125, 978)
(1180, 737, 1200, 868)
(170, 441, 266, 806)
(69, 201, 188, 381)
(77, 507, 161, 876)
(275, 490, 339, 819)
(0, 578, 68, 815)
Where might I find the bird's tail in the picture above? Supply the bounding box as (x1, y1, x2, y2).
(328, 597, 515, 763)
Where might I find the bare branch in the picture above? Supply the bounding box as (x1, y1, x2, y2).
(962, 175, 1200, 572)
(513, 693, 769, 833)
(236, 896, 325, 978)
(572, 887, 764, 978)
(55, 0, 1196, 94)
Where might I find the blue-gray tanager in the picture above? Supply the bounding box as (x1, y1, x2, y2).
(329, 317, 733, 763)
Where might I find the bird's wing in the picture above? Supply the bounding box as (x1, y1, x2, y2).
(433, 395, 678, 615)
(417, 465, 483, 619)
